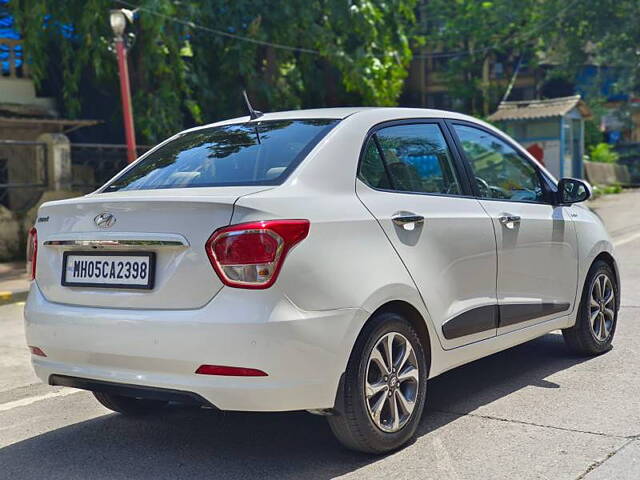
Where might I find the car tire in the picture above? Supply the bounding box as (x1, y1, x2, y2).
(562, 260, 618, 356)
(93, 391, 168, 415)
(328, 311, 429, 454)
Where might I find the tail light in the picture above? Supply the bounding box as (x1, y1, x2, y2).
(206, 219, 310, 289)
(26, 227, 37, 281)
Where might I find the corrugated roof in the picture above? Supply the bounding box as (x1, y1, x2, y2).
(488, 95, 591, 122)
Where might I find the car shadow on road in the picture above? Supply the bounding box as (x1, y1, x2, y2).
(0, 332, 592, 480)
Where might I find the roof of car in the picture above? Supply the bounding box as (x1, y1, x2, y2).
(187, 107, 477, 131)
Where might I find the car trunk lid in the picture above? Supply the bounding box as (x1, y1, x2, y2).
(35, 187, 270, 309)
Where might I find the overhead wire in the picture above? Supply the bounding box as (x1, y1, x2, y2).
(116, 0, 321, 55)
(117, 0, 579, 61)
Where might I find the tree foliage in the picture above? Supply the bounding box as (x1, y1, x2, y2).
(11, 0, 417, 143)
(419, 0, 640, 116)
(548, 0, 640, 91)
(10, 0, 640, 141)
(418, 0, 588, 115)
(544, 0, 640, 134)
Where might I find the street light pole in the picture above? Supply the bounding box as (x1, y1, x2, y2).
(110, 9, 137, 164)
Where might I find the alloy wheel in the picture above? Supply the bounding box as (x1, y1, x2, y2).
(589, 273, 615, 341)
(364, 332, 419, 433)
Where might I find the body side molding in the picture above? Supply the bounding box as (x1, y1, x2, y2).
(499, 302, 571, 328)
(442, 302, 571, 340)
(442, 305, 499, 340)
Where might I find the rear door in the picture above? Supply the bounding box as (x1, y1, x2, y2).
(356, 120, 499, 349)
(448, 121, 579, 334)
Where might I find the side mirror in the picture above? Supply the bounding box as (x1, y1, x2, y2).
(557, 178, 591, 204)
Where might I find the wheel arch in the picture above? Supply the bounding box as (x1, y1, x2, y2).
(332, 299, 433, 415)
(373, 300, 432, 365)
(592, 251, 621, 310)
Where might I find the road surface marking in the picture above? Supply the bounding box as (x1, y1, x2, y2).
(0, 388, 79, 412)
(613, 231, 640, 248)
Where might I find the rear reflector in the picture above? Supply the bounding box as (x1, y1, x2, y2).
(206, 219, 310, 289)
(195, 365, 268, 377)
(26, 227, 37, 281)
(28, 346, 46, 357)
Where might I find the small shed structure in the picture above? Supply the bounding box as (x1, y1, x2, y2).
(488, 95, 591, 180)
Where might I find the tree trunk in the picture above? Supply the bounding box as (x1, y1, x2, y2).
(482, 54, 491, 116)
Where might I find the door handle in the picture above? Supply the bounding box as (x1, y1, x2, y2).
(392, 214, 425, 231)
(499, 214, 521, 228)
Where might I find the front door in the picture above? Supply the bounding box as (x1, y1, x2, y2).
(356, 121, 498, 349)
(450, 122, 579, 334)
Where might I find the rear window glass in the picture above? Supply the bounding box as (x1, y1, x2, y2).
(103, 119, 338, 191)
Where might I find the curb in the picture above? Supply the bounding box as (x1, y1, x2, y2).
(0, 290, 28, 306)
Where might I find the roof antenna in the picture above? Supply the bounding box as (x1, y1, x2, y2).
(242, 90, 263, 120)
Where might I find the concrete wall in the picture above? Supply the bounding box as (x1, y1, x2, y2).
(584, 160, 632, 186)
(0, 78, 57, 112)
(0, 190, 81, 261)
(0, 131, 82, 260)
(0, 205, 21, 262)
(0, 141, 47, 211)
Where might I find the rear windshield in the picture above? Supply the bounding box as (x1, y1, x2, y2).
(103, 119, 338, 191)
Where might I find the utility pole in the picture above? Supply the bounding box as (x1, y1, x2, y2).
(110, 9, 137, 164)
(419, 1, 428, 107)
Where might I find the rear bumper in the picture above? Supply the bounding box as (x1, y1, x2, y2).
(24, 285, 366, 412)
(49, 375, 215, 407)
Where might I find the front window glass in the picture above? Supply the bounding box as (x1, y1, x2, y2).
(104, 119, 338, 191)
(453, 124, 544, 202)
(371, 124, 461, 195)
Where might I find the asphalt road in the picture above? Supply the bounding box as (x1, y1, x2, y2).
(1, 191, 640, 480)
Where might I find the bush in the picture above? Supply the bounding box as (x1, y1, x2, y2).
(591, 184, 623, 198)
(589, 143, 619, 163)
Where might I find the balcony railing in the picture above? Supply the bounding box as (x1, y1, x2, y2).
(1, 39, 29, 79)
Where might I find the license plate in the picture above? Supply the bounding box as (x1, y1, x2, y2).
(62, 252, 155, 289)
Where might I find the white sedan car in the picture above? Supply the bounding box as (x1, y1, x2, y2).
(24, 107, 620, 453)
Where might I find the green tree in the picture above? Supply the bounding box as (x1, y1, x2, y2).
(543, 0, 640, 136)
(417, 0, 640, 116)
(545, 0, 640, 95)
(11, 0, 418, 143)
(418, 0, 550, 116)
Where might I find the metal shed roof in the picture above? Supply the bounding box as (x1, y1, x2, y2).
(488, 95, 591, 122)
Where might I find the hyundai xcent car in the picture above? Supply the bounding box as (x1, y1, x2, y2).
(24, 107, 620, 453)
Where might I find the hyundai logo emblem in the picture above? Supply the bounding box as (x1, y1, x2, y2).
(94, 212, 116, 229)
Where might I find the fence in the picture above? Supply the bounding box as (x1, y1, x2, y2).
(0, 139, 47, 212)
(71, 143, 152, 193)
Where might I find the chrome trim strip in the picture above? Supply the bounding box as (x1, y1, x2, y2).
(43, 239, 187, 248)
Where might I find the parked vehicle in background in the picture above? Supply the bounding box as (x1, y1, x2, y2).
(24, 107, 620, 453)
